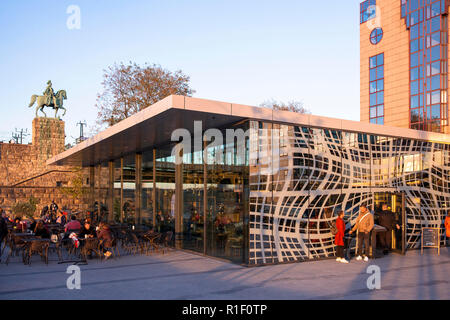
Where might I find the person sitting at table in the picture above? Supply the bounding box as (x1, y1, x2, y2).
(85, 217, 95, 227)
(65, 215, 82, 234)
(29, 217, 37, 233)
(97, 222, 113, 259)
(56, 211, 67, 226)
(80, 220, 96, 239)
(34, 221, 50, 239)
(14, 217, 27, 232)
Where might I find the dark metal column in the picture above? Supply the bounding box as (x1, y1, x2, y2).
(89, 166, 95, 211)
(97, 164, 101, 222)
(175, 146, 184, 249)
(203, 140, 208, 255)
(152, 149, 157, 228)
(108, 161, 114, 222)
(120, 157, 124, 223)
(135, 153, 142, 225)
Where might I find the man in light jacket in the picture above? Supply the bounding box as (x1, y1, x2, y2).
(349, 205, 374, 262)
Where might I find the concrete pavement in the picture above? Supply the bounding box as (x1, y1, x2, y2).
(0, 247, 449, 300)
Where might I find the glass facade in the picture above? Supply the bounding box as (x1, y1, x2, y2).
(122, 154, 136, 225)
(89, 118, 450, 265)
(113, 158, 122, 222)
(402, 0, 448, 132)
(91, 122, 249, 263)
(205, 127, 249, 263)
(361, 0, 377, 24)
(141, 150, 154, 226)
(154, 147, 176, 235)
(369, 53, 385, 125)
(182, 145, 205, 253)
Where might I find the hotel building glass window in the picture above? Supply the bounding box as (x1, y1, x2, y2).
(402, 0, 448, 132)
(370, 28, 383, 45)
(369, 53, 384, 125)
(361, 0, 376, 24)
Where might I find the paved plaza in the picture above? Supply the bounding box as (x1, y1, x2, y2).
(0, 247, 448, 300)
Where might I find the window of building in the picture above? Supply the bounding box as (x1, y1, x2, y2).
(369, 53, 384, 125)
(370, 28, 383, 45)
(403, 0, 448, 132)
(361, 0, 376, 24)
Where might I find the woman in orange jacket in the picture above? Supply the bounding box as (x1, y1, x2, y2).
(445, 211, 450, 246)
(335, 211, 348, 263)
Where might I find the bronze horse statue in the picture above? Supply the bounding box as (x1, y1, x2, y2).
(28, 90, 67, 118)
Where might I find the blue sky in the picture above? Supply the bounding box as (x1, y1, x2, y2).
(0, 0, 361, 144)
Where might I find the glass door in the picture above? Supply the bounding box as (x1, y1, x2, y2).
(373, 192, 406, 255)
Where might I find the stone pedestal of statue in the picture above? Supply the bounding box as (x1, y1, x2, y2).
(32, 117, 65, 162)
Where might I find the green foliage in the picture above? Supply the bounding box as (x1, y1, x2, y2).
(60, 168, 88, 200)
(260, 99, 310, 114)
(12, 196, 39, 219)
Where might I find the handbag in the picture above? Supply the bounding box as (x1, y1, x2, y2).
(329, 221, 338, 235)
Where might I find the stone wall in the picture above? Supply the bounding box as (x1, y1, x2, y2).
(0, 117, 108, 216)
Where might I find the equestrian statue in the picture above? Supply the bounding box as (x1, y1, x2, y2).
(28, 81, 67, 118)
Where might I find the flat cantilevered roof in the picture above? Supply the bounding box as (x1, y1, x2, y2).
(48, 95, 450, 167)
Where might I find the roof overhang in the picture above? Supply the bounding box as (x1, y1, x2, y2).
(48, 95, 450, 167)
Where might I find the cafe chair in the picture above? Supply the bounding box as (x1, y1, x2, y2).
(25, 240, 49, 266)
(5, 233, 28, 265)
(80, 238, 102, 261)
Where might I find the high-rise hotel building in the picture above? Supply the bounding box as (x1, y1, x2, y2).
(360, 0, 450, 134)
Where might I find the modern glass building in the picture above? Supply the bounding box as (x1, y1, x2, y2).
(49, 95, 450, 265)
(360, 0, 450, 134)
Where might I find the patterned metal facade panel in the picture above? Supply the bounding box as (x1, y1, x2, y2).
(248, 120, 450, 265)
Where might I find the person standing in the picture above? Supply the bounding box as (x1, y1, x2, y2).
(0, 210, 8, 260)
(378, 204, 400, 255)
(445, 211, 450, 246)
(335, 210, 349, 263)
(50, 200, 58, 222)
(349, 205, 374, 262)
(156, 211, 163, 233)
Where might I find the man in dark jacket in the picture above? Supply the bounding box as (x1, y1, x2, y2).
(0, 210, 8, 259)
(378, 204, 400, 254)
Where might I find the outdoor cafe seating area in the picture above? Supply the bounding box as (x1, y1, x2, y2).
(1, 220, 174, 266)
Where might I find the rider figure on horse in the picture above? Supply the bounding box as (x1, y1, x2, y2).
(29, 81, 67, 118)
(43, 80, 56, 107)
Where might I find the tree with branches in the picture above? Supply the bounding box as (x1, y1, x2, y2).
(96, 62, 195, 127)
(260, 99, 310, 114)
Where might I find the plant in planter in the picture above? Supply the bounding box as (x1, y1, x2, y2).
(12, 196, 39, 219)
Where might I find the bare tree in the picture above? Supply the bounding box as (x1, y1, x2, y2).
(260, 99, 310, 114)
(96, 62, 195, 126)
